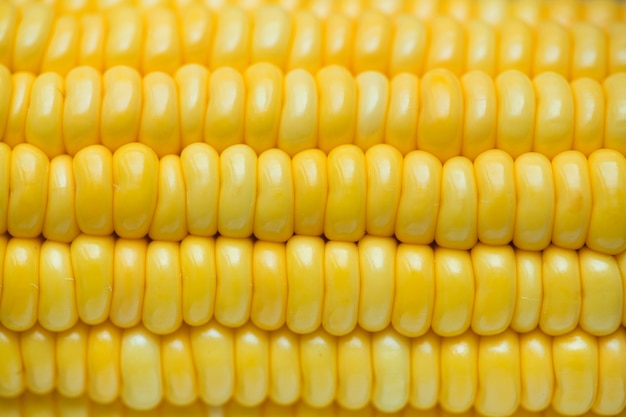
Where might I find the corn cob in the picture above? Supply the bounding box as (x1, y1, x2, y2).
(3, 393, 619, 417)
(2, 3, 626, 79)
(7, 0, 626, 29)
(3, 64, 625, 160)
(1, 233, 624, 339)
(1, 321, 625, 415)
(3, 141, 626, 254)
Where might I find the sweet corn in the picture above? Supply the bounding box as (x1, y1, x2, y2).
(1, 321, 625, 415)
(2, 64, 626, 160)
(3, 393, 622, 417)
(2, 2, 626, 78)
(3, 141, 626, 253)
(2, 1, 626, 416)
(0, 234, 625, 338)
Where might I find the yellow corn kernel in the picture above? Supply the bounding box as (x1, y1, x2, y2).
(513, 152, 555, 251)
(474, 150, 516, 246)
(43, 155, 80, 243)
(285, 236, 324, 334)
(587, 149, 626, 254)
(475, 329, 521, 417)
(204, 67, 245, 152)
(533, 72, 575, 159)
(389, 14, 426, 76)
(533, 21, 571, 78)
(100, 66, 142, 152)
(409, 331, 439, 409)
(71, 234, 115, 325)
(540, 246, 581, 336)
(552, 151, 592, 250)
(112, 143, 159, 239)
(288, 11, 321, 73)
(12, 3, 53, 73)
(104, 6, 143, 69)
(384, 73, 418, 155)
(323, 12, 352, 68)
(352, 11, 391, 74)
(594, 330, 626, 415)
(460, 71, 496, 160)
(604, 73, 626, 155)
(300, 328, 336, 408)
(245, 63, 283, 154)
(8, 144, 48, 238)
(278, 69, 318, 156)
(439, 331, 478, 413)
(38, 241, 77, 332)
(211, 5, 250, 71)
(553, 329, 599, 416)
(234, 323, 269, 407)
(432, 248, 474, 337)
(139, 72, 181, 157)
(56, 322, 88, 398)
(0, 323, 23, 397)
(251, 242, 287, 331)
(357, 236, 395, 332)
(470, 244, 516, 336)
(571, 22, 607, 81)
(495, 70, 535, 158)
(175, 65, 209, 148)
(214, 237, 253, 328)
(519, 329, 553, 411)
(179, 4, 214, 66)
(41, 15, 79, 76)
(25, 72, 65, 158)
(162, 327, 197, 406)
(269, 327, 300, 405)
(142, 8, 181, 74)
(254, 145, 294, 237)
(218, 144, 256, 238)
(395, 150, 441, 245)
(355, 71, 388, 150)
(497, 19, 533, 75)
(571, 78, 604, 157)
(316, 65, 356, 153)
(251, 5, 292, 70)
(74, 145, 114, 235)
(180, 236, 215, 327)
(436, 156, 477, 250)
(180, 143, 219, 236)
(324, 144, 366, 242)
(143, 241, 183, 335)
(425, 17, 464, 76)
(78, 14, 105, 71)
(191, 321, 234, 406)
(372, 327, 410, 413)
(20, 324, 55, 395)
(120, 326, 162, 410)
(417, 69, 463, 163)
(511, 250, 542, 334)
(111, 238, 146, 329)
(63, 66, 102, 156)
(1, 238, 40, 332)
(0, 3, 17, 67)
(365, 144, 402, 237)
(87, 321, 121, 404)
(464, 20, 496, 76)
(579, 248, 623, 336)
(323, 241, 359, 336)
(149, 154, 187, 241)
(292, 149, 326, 236)
(4, 71, 34, 148)
(608, 22, 626, 73)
